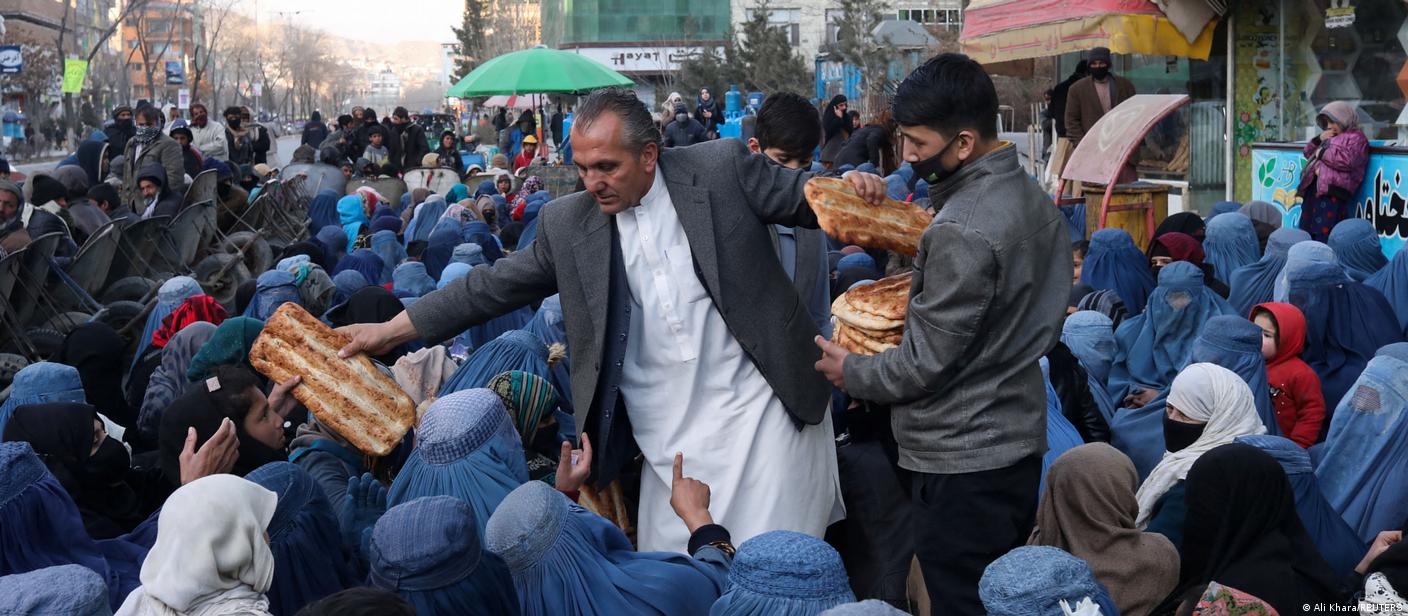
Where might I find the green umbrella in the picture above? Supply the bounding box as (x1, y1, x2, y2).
(448, 46, 634, 97)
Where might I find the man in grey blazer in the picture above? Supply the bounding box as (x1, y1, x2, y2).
(340, 88, 885, 551)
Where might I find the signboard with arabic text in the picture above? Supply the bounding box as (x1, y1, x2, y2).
(1251, 143, 1408, 257)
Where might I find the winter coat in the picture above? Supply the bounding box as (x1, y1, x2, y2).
(225, 126, 255, 166)
(302, 113, 330, 147)
(249, 123, 272, 164)
(1046, 340, 1111, 443)
(820, 95, 850, 164)
(399, 122, 430, 173)
(694, 95, 721, 135)
(663, 114, 707, 148)
(188, 119, 229, 161)
(834, 125, 889, 170)
(1301, 112, 1369, 199)
(1257, 302, 1327, 448)
(104, 118, 136, 158)
(1063, 74, 1136, 144)
(121, 133, 186, 210)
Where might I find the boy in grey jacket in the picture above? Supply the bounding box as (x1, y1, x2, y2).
(816, 53, 1073, 613)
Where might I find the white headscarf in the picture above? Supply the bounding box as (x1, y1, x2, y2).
(116, 475, 277, 616)
(1134, 363, 1267, 527)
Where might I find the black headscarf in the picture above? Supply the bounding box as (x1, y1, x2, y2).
(1151, 212, 1207, 247)
(234, 279, 258, 315)
(3, 402, 145, 539)
(326, 286, 407, 364)
(1179, 443, 1343, 614)
(157, 384, 286, 487)
(1075, 288, 1128, 329)
(58, 323, 136, 428)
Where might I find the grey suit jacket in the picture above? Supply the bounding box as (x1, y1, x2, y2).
(406, 138, 831, 438)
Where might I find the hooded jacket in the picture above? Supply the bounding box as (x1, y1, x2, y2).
(188, 113, 229, 161)
(121, 129, 185, 210)
(663, 105, 706, 148)
(1255, 302, 1326, 447)
(103, 106, 136, 157)
(135, 161, 184, 220)
(302, 111, 330, 148)
(1301, 101, 1370, 199)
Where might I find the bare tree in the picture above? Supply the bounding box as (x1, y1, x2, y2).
(128, 0, 188, 102)
(53, 0, 152, 134)
(188, 0, 240, 105)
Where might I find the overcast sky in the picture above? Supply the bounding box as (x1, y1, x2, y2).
(242, 0, 462, 44)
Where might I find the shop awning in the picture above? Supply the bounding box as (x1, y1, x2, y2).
(960, 0, 1218, 64)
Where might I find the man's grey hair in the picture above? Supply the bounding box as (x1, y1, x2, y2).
(573, 87, 661, 153)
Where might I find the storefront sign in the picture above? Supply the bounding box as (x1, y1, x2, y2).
(0, 46, 21, 74)
(61, 59, 87, 94)
(568, 46, 716, 73)
(178, 88, 191, 109)
(164, 61, 184, 85)
(1326, 0, 1356, 28)
(1252, 144, 1408, 257)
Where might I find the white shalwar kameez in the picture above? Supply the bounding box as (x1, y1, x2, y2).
(616, 169, 845, 554)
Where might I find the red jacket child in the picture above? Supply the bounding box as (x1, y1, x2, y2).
(1253, 302, 1326, 447)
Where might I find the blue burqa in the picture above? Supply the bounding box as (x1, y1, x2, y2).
(1080, 228, 1156, 316)
(1108, 262, 1235, 401)
(1366, 243, 1408, 337)
(1229, 227, 1310, 317)
(369, 230, 407, 284)
(245, 462, 357, 616)
(440, 330, 552, 395)
(1327, 218, 1387, 282)
(1315, 346, 1408, 544)
(1273, 241, 1341, 303)
(1061, 311, 1118, 424)
(1288, 260, 1403, 417)
(306, 188, 341, 234)
(1203, 212, 1260, 286)
(485, 482, 729, 616)
(370, 495, 521, 615)
(387, 389, 528, 532)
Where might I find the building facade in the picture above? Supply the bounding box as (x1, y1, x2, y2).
(120, 1, 202, 106)
(729, 0, 962, 64)
(2, 0, 121, 113)
(540, 0, 729, 102)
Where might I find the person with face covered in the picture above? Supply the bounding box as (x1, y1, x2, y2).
(1064, 47, 1138, 183)
(186, 102, 229, 161)
(3, 401, 240, 539)
(206, 159, 249, 231)
(223, 106, 255, 166)
(104, 106, 136, 157)
(119, 106, 185, 210)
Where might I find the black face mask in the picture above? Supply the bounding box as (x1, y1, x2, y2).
(116, 118, 134, 129)
(1090, 66, 1111, 80)
(218, 181, 233, 197)
(1163, 414, 1205, 453)
(909, 134, 961, 189)
(84, 437, 131, 486)
(227, 118, 242, 129)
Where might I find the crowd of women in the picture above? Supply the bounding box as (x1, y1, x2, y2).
(4, 97, 1408, 615)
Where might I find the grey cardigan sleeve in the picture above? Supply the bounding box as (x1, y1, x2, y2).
(843, 222, 997, 403)
(404, 214, 559, 344)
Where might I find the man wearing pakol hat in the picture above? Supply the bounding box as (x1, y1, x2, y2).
(513, 134, 541, 173)
(1064, 46, 1139, 182)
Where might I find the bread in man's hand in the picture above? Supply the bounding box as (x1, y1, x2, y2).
(805, 176, 930, 256)
(249, 302, 415, 457)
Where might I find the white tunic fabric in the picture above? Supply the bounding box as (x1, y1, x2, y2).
(616, 168, 844, 553)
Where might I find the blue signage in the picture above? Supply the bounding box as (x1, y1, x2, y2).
(164, 61, 185, 85)
(1251, 145, 1408, 258)
(0, 46, 21, 74)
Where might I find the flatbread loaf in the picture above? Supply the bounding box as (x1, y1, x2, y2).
(842, 273, 912, 322)
(805, 176, 930, 256)
(249, 303, 415, 457)
(832, 295, 902, 332)
(833, 321, 899, 356)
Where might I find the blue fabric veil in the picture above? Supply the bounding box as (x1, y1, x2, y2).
(392, 262, 437, 298)
(306, 189, 342, 234)
(1185, 315, 1279, 436)
(336, 195, 368, 249)
(439, 330, 552, 396)
(1235, 434, 1366, 578)
(1328, 218, 1387, 282)
(524, 295, 573, 412)
(387, 389, 528, 532)
(1080, 228, 1156, 316)
(1288, 260, 1403, 417)
(979, 546, 1119, 616)
(0, 362, 85, 433)
(369, 495, 520, 615)
(243, 270, 302, 321)
(0, 564, 111, 616)
(1315, 347, 1408, 544)
(1230, 227, 1310, 316)
(1273, 241, 1341, 303)
(332, 249, 384, 288)
(245, 462, 357, 616)
(710, 530, 856, 616)
(1203, 212, 1260, 286)
(1366, 244, 1408, 337)
(369, 230, 407, 284)
(1108, 261, 1236, 400)
(1061, 311, 1117, 423)
(485, 482, 728, 616)
(1041, 358, 1085, 497)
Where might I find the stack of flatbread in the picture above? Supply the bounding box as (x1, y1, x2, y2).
(805, 176, 930, 256)
(249, 302, 416, 457)
(831, 273, 911, 356)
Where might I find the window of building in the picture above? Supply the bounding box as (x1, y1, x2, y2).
(897, 7, 962, 27)
(746, 7, 801, 46)
(825, 9, 842, 45)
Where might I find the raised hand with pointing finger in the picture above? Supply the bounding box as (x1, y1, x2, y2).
(555, 433, 593, 494)
(671, 452, 715, 534)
